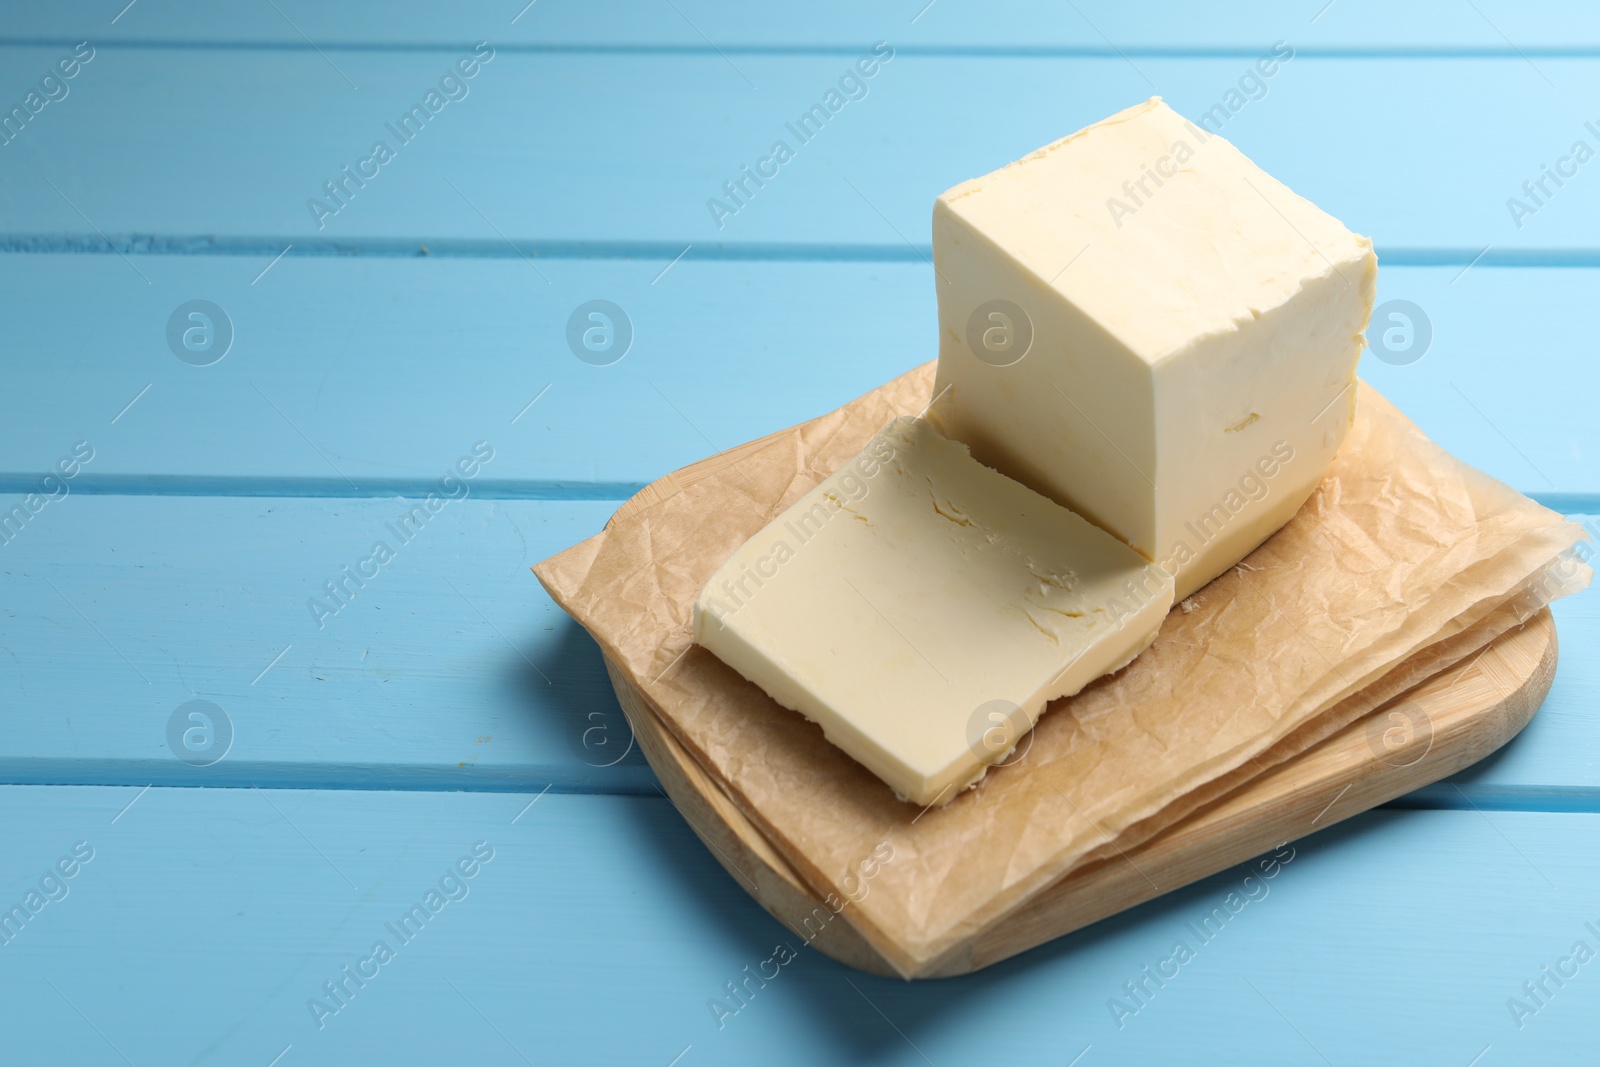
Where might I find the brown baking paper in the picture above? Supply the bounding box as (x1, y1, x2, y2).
(534, 363, 1590, 975)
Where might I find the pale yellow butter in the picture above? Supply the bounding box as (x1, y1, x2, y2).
(693, 417, 1174, 806)
(928, 97, 1378, 598)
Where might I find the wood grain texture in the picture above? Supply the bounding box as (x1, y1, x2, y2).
(2, 4, 1597, 1059)
(2, 255, 1595, 498)
(4, 784, 1599, 1064)
(1, 50, 1597, 250)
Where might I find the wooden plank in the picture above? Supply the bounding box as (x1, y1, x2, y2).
(2, 784, 1597, 1063)
(0, 495, 653, 793)
(9, 0, 1598, 50)
(1, 49, 1597, 250)
(1, 491, 1595, 795)
(2, 255, 1595, 498)
(0, 255, 934, 497)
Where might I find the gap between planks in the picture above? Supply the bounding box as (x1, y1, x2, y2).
(8, 39, 1600, 59)
(5, 775, 1600, 814)
(8, 238, 1600, 268)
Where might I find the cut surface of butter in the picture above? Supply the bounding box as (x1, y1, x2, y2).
(693, 417, 1174, 807)
(928, 97, 1377, 599)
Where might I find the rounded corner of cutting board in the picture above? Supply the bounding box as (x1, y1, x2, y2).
(601, 608, 1558, 979)
(601, 657, 904, 978)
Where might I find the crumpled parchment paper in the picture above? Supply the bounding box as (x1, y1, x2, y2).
(534, 363, 1590, 975)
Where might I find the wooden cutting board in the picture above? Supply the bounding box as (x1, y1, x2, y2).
(596, 424, 1560, 979)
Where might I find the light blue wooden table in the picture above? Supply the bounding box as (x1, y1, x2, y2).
(4, 2, 1598, 1063)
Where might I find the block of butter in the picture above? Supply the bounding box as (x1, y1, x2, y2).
(928, 97, 1377, 599)
(693, 417, 1174, 806)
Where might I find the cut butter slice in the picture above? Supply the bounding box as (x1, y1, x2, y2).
(693, 417, 1174, 807)
(928, 96, 1377, 598)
